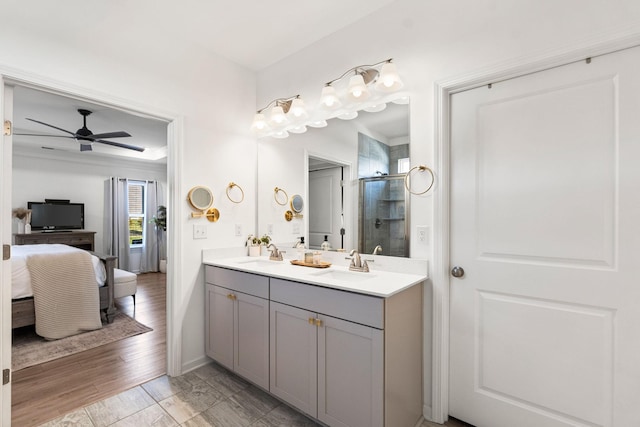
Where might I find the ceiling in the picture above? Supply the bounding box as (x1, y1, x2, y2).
(4, 0, 396, 72)
(8, 0, 399, 163)
(12, 86, 169, 163)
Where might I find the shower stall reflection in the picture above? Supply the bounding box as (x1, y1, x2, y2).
(358, 174, 409, 257)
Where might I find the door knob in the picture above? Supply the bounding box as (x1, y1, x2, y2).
(451, 266, 465, 278)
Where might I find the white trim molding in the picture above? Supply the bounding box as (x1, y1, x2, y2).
(0, 64, 184, 379)
(431, 28, 640, 424)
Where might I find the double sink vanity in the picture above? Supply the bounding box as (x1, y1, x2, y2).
(203, 251, 427, 427)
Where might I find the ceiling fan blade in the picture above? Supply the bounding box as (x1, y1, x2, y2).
(14, 133, 76, 139)
(80, 144, 93, 152)
(94, 139, 145, 152)
(25, 118, 76, 136)
(89, 131, 132, 139)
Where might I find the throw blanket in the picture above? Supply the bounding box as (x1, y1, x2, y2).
(27, 251, 102, 339)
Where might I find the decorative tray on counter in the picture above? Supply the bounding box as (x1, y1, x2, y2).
(290, 260, 332, 268)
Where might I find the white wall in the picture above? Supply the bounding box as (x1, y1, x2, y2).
(0, 15, 257, 372)
(256, 0, 640, 417)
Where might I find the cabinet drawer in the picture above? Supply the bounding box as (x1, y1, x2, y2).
(205, 266, 269, 299)
(270, 278, 383, 329)
(21, 236, 49, 244)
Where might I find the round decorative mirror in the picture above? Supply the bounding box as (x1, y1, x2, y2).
(290, 194, 304, 213)
(187, 186, 213, 211)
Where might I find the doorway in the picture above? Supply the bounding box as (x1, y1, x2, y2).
(307, 155, 352, 252)
(2, 77, 179, 423)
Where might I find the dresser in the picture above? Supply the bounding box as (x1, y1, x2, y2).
(14, 230, 96, 251)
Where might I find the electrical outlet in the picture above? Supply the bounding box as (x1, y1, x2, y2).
(292, 223, 301, 234)
(417, 225, 428, 243)
(267, 223, 274, 235)
(194, 224, 207, 239)
(235, 224, 242, 237)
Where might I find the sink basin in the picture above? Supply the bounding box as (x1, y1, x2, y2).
(235, 259, 281, 268)
(311, 269, 374, 282)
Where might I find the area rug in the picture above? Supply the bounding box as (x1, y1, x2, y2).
(12, 312, 153, 371)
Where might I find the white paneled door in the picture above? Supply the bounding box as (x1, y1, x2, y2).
(449, 46, 640, 427)
(309, 167, 343, 250)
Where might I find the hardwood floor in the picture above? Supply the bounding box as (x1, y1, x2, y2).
(11, 272, 167, 427)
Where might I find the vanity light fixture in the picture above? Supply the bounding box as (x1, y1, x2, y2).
(363, 102, 387, 113)
(323, 58, 400, 104)
(252, 95, 308, 135)
(337, 111, 358, 120)
(252, 58, 404, 138)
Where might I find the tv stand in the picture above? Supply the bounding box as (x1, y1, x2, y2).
(14, 230, 96, 251)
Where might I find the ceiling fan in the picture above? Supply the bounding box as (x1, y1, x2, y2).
(15, 108, 145, 152)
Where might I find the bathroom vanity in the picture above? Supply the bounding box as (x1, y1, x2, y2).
(203, 255, 427, 427)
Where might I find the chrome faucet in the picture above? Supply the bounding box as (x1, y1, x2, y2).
(372, 245, 382, 255)
(346, 249, 369, 272)
(267, 244, 284, 261)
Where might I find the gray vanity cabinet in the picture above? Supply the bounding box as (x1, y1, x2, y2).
(270, 278, 386, 427)
(270, 301, 319, 417)
(205, 267, 270, 390)
(270, 299, 384, 426)
(205, 265, 423, 427)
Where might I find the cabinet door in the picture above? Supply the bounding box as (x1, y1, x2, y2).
(205, 284, 234, 370)
(235, 292, 269, 390)
(317, 315, 384, 427)
(270, 301, 317, 417)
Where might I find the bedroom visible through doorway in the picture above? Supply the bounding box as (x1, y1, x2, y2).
(6, 82, 173, 425)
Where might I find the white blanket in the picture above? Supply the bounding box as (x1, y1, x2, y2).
(27, 251, 102, 339)
(12, 244, 106, 300)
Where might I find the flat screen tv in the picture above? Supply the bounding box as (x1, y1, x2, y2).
(27, 201, 85, 231)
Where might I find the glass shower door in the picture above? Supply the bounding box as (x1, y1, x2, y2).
(358, 174, 409, 257)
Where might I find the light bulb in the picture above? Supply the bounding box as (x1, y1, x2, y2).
(269, 106, 288, 126)
(375, 62, 403, 92)
(347, 74, 370, 102)
(251, 113, 269, 132)
(289, 97, 308, 120)
(320, 85, 342, 109)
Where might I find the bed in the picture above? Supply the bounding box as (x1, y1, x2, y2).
(11, 244, 117, 329)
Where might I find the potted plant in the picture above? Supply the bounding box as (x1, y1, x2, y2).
(246, 234, 271, 256)
(12, 208, 30, 234)
(150, 205, 167, 272)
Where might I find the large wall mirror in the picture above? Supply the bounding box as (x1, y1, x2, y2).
(257, 99, 409, 257)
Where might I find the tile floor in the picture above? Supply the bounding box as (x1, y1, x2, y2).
(38, 361, 466, 427)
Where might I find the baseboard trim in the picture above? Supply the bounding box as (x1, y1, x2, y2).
(181, 355, 211, 375)
(423, 404, 433, 422)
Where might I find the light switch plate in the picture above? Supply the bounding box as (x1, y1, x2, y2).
(417, 225, 428, 243)
(292, 223, 301, 234)
(194, 224, 207, 239)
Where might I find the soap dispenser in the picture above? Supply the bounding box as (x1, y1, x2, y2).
(296, 237, 306, 261)
(321, 235, 331, 251)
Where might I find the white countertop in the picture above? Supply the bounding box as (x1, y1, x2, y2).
(203, 255, 427, 298)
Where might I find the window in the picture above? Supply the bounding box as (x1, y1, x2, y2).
(128, 181, 146, 247)
(398, 157, 410, 174)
